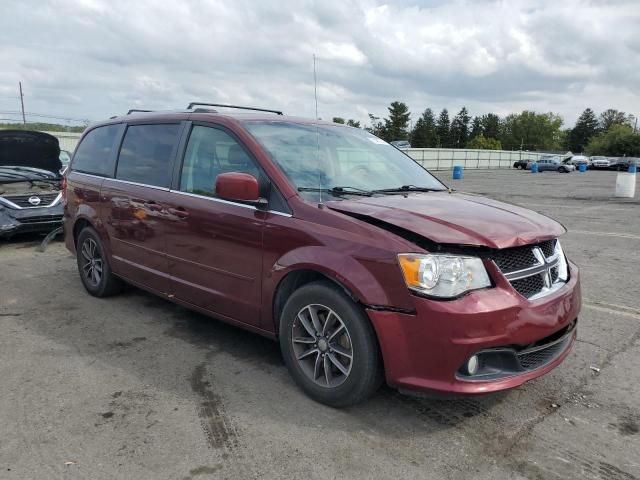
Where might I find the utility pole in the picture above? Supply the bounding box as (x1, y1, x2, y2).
(19, 82, 26, 127)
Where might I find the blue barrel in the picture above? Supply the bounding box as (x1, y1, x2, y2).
(530, 162, 539, 173)
(578, 163, 587, 173)
(452, 165, 463, 180)
(629, 163, 637, 173)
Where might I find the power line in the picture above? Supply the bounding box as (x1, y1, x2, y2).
(0, 110, 89, 123)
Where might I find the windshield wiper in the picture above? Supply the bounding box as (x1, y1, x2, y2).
(373, 184, 445, 193)
(298, 186, 373, 197)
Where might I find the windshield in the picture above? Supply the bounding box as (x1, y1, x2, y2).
(243, 121, 446, 200)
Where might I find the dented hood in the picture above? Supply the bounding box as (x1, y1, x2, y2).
(325, 192, 565, 249)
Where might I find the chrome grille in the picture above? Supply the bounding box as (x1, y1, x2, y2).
(510, 274, 545, 299)
(516, 327, 573, 370)
(492, 247, 537, 273)
(1, 193, 60, 208)
(538, 239, 556, 258)
(491, 239, 567, 300)
(17, 214, 63, 224)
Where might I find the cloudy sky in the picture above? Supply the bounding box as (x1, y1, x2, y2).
(1, 0, 638, 127)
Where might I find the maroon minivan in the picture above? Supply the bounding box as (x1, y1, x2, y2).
(64, 104, 581, 406)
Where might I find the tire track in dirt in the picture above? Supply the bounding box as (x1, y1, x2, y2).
(190, 362, 239, 450)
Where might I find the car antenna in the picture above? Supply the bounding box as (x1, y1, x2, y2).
(313, 53, 323, 207)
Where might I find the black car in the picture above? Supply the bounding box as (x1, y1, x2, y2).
(0, 130, 64, 238)
(513, 159, 529, 169)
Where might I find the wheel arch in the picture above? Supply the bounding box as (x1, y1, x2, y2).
(272, 268, 360, 336)
(72, 217, 93, 247)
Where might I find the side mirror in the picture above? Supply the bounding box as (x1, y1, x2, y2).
(215, 172, 264, 204)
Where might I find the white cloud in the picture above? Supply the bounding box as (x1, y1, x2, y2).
(0, 0, 638, 127)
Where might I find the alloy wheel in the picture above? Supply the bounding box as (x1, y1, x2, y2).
(80, 238, 103, 287)
(291, 304, 353, 388)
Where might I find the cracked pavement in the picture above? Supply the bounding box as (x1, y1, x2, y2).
(0, 169, 638, 479)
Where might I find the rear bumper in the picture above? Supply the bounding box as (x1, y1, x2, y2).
(0, 204, 63, 238)
(368, 262, 581, 395)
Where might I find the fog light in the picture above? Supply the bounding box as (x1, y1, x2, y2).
(467, 355, 479, 375)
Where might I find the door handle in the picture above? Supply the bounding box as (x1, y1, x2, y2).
(169, 207, 190, 219)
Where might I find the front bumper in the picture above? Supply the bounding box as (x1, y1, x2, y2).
(0, 204, 63, 238)
(368, 262, 581, 395)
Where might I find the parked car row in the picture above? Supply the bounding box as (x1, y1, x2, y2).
(513, 154, 638, 172)
(513, 155, 575, 173)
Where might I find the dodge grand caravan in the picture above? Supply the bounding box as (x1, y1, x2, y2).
(64, 104, 581, 407)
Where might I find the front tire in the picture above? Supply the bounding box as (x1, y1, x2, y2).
(76, 227, 123, 297)
(279, 281, 383, 407)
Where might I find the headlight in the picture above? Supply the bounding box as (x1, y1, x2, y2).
(555, 241, 569, 282)
(397, 253, 491, 298)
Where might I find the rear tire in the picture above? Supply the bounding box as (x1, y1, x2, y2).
(76, 227, 123, 297)
(558, 167, 567, 173)
(279, 281, 383, 407)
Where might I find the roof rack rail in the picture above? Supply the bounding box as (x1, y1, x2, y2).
(127, 109, 154, 114)
(186, 102, 283, 115)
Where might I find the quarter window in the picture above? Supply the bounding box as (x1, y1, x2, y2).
(72, 124, 120, 176)
(116, 124, 181, 188)
(180, 125, 260, 197)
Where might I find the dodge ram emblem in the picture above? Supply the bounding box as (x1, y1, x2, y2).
(28, 196, 41, 206)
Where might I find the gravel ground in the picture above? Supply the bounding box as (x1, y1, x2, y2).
(0, 169, 639, 480)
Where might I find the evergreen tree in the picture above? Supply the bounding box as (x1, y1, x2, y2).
(332, 117, 345, 124)
(410, 108, 437, 147)
(436, 109, 450, 147)
(366, 114, 385, 138)
(568, 108, 599, 153)
(346, 119, 361, 128)
(410, 118, 426, 147)
(449, 107, 471, 148)
(480, 113, 501, 139)
(470, 116, 483, 139)
(383, 101, 411, 141)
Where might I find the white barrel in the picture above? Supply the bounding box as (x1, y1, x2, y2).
(615, 172, 636, 198)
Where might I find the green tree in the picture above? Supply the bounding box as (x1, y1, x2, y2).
(470, 116, 483, 139)
(0, 122, 86, 133)
(568, 108, 599, 153)
(599, 109, 633, 131)
(499, 111, 563, 151)
(332, 117, 345, 124)
(449, 107, 471, 148)
(346, 119, 361, 128)
(436, 109, 450, 147)
(410, 108, 437, 147)
(383, 101, 411, 141)
(466, 134, 502, 150)
(586, 124, 640, 156)
(480, 113, 501, 139)
(366, 114, 386, 138)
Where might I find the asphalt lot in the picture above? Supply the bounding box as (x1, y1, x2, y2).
(1, 169, 639, 480)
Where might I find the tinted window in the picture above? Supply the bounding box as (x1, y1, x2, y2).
(72, 124, 120, 176)
(180, 125, 260, 197)
(116, 124, 181, 188)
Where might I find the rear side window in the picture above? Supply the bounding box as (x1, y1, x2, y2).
(72, 124, 120, 176)
(116, 124, 181, 188)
